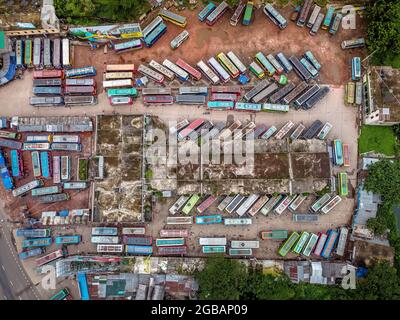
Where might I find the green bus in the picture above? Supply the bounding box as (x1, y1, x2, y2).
(107, 88, 138, 98)
(242, 1, 254, 26)
(50, 288, 70, 300)
(292, 231, 310, 254)
(182, 194, 200, 215)
(278, 232, 300, 257)
(249, 61, 265, 79)
(339, 172, 348, 196)
(156, 238, 185, 247)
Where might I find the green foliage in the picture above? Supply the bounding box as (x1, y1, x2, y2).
(358, 125, 397, 156)
(366, 0, 400, 65)
(145, 169, 153, 179)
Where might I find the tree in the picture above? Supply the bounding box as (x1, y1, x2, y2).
(366, 0, 400, 63)
(195, 256, 247, 300)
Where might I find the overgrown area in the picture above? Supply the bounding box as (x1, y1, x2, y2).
(366, 0, 400, 68)
(54, 0, 151, 25)
(358, 125, 397, 156)
(196, 257, 400, 300)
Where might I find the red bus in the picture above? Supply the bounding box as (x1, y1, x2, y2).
(176, 58, 202, 81)
(196, 195, 217, 214)
(143, 95, 174, 105)
(33, 70, 63, 79)
(343, 144, 350, 167)
(211, 86, 241, 95)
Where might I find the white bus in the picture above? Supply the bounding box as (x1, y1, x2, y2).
(288, 194, 307, 211)
(224, 218, 252, 225)
(62, 38, 71, 68)
(227, 51, 247, 73)
(91, 236, 120, 244)
(166, 216, 193, 225)
(171, 30, 189, 49)
(12, 179, 43, 197)
(149, 60, 175, 80)
(321, 195, 342, 214)
(307, 5, 321, 28)
(317, 122, 333, 140)
(208, 57, 230, 83)
(274, 195, 295, 214)
(162, 59, 189, 81)
(197, 60, 220, 84)
(53, 156, 61, 184)
(275, 121, 294, 139)
(169, 196, 189, 215)
(199, 238, 227, 246)
(102, 79, 133, 89)
(236, 194, 259, 216)
(52, 135, 80, 143)
(97, 244, 124, 253)
(122, 227, 146, 235)
(138, 64, 164, 83)
(230, 240, 259, 249)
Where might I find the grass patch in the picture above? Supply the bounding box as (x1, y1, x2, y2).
(358, 125, 396, 156)
(383, 54, 400, 69)
(78, 158, 89, 181)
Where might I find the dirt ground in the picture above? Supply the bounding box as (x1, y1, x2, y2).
(73, 7, 367, 89)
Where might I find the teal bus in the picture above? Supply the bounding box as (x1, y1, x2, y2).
(278, 232, 299, 257)
(107, 88, 137, 98)
(22, 238, 52, 248)
(228, 248, 252, 256)
(155, 238, 185, 247)
(198, 2, 216, 22)
(242, 1, 254, 26)
(195, 215, 222, 224)
(55, 235, 81, 245)
(255, 52, 276, 76)
(207, 101, 235, 110)
(322, 6, 335, 30)
(50, 288, 70, 300)
(202, 245, 226, 253)
(292, 231, 310, 254)
(182, 194, 200, 215)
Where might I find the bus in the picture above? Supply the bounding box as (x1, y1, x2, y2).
(197, 60, 220, 84)
(297, 0, 313, 27)
(267, 54, 284, 74)
(156, 238, 185, 247)
(210, 93, 238, 101)
(260, 126, 277, 140)
(64, 96, 95, 107)
(33, 70, 63, 79)
(278, 232, 300, 257)
(292, 231, 310, 254)
(226, 51, 246, 74)
(236, 195, 259, 216)
(288, 194, 307, 211)
(16, 228, 50, 238)
(92, 227, 118, 236)
(160, 229, 189, 237)
(125, 245, 153, 255)
(33, 38, 42, 69)
(114, 39, 142, 53)
(53, 156, 60, 184)
(307, 5, 321, 28)
(263, 3, 288, 29)
(329, 13, 342, 35)
(321, 195, 342, 214)
(275, 121, 294, 139)
(51, 143, 81, 152)
(24, 39, 33, 67)
(16, 39, 23, 68)
(321, 229, 338, 258)
(109, 97, 133, 106)
(231, 240, 259, 249)
(105, 72, 134, 80)
(313, 233, 327, 256)
(355, 81, 362, 105)
(341, 38, 365, 50)
(144, 22, 167, 47)
(208, 57, 230, 82)
(195, 215, 222, 224)
(170, 30, 189, 49)
(97, 244, 124, 253)
(142, 88, 172, 95)
(62, 38, 71, 68)
(142, 16, 163, 39)
(33, 79, 63, 87)
(310, 194, 331, 213)
(199, 2, 216, 22)
(317, 122, 333, 140)
(303, 120, 323, 139)
(197, 195, 217, 214)
(206, 1, 228, 26)
(43, 38, 51, 68)
(63, 182, 88, 190)
(65, 66, 96, 78)
(10, 150, 23, 178)
(31, 185, 60, 197)
(138, 64, 165, 83)
(103, 79, 133, 89)
(244, 79, 269, 101)
(230, 2, 246, 26)
(64, 86, 96, 96)
(107, 88, 137, 98)
(106, 64, 135, 72)
(181, 194, 200, 215)
(38, 193, 70, 204)
(335, 227, 348, 256)
(334, 139, 343, 166)
(310, 12, 324, 36)
(122, 227, 146, 235)
(228, 248, 253, 256)
(322, 6, 335, 30)
(53, 38, 61, 69)
(294, 84, 320, 108)
(211, 86, 241, 95)
(50, 288, 70, 300)
(217, 53, 240, 78)
(224, 218, 252, 225)
(207, 101, 235, 110)
(179, 87, 208, 95)
(249, 61, 265, 79)
(55, 235, 81, 245)
(247, 195, 269, 216)
(122, 235, 152, 246)
(255, 52, 276, 76)
(0, 130, 20, 140)
(276, 52, 292, 73)
(52, 135, 80, 143)
(274, 195, 295, 214)
(351, 57, 361, 81)
(30, 151, 41, 177)
(261, 230, 288, 240)
(338, 172, 348, 196)
(163, 59, 189, 81)
(178, 119, 205, 140)
(169, 196, 189, 215)
(60, 156, 70, 181)
(242, 1, 254, 26)
(202, 246, 226, 253)
(300, 58, 318, 78)
(217, 196, 233, 211)
(290, 123, 306, 140)
(235, 102, 261, 112)
(158, 246, 187, 255)
(166, 217, 193, 225)
(148, 60, 175, 81)
(91, 236, 119, 244)
(159, 9, 187, 27)
(22, 237, 52, 248)
(225, 195, 245, 213)
(289, 56, 311, 81)
(304, 86, 330, 110)
(343, 144, 350, 167)
(302, 233, 319, 256)
(36, 249, 63, 267)
(32, 87, 62, 96)
(199, 238, 227, 246)
(304, 51, 321, 71)
(176, 58, 202, 81)
(252, 83, 279, 103)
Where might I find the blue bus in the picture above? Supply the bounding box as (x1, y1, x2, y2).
(198, 2, 216, 21)
(65, 66, 96, 78)
(10, 150, 23, 177)
(0, 150, 14, 190)
(55, 235, 81, 245)
(351, 57, 361, 81)
(40, 151, 51, 179)
(321, 229, 339, 259)
(19, 248, 44, 260)
(322, 6, 335, 30)
(144, 22, 167, 48)
(125, 245, 153, 255)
